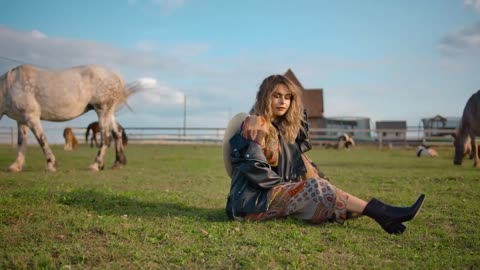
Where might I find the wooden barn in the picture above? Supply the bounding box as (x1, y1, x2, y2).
(283, 69, 324, 128)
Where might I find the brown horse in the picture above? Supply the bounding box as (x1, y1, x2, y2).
(453, 90, 480, 167)
(322, 133, 355, 149)
(0, 64, 140, 172)
(63, 127, 78, 151)
(85, 121, 128, 148)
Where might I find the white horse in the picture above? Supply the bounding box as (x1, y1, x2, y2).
(0, 64, 140, 172)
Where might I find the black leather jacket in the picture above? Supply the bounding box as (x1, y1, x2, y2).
(225, 112, 316, 220)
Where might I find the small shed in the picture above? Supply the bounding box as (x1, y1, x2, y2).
(375, 121, 407, 141)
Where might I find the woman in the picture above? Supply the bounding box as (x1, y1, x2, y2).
(225, 74, 424, 234)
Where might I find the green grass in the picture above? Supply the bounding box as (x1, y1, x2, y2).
(0, 144, 479, 269)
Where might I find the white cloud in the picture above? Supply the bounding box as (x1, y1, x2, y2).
(0, 25, 187, 75)
(135, 40, 157, 52)
(438, 22, 480, 56)
(134, 78, 185, 105)
(31, 30, 47, 39)
(465, 0, 480, 12)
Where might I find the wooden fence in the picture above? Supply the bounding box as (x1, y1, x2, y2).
(0, 126, 457, 147)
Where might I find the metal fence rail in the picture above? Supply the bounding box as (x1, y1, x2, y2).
(0, 126, 459, 147)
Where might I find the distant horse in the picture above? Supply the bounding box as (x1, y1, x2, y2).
(416, 144, 438, 158)
(321, 133, 356, 149)
(453, 90, 480, 167)
(0, 64, 140, 172)
(85, 121, 128, 148)
(63, 127, 78, 151)
(338, 133, 355, 149)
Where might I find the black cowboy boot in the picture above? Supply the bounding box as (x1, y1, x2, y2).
(362, 194, 425, 235)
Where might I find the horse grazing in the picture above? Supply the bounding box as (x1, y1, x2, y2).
(453, 90, 480, 167)
(321, 133, 356, 150)
(338, 133, 355, 149)
(85, 121, 128, 148)
(416, 144, 438, 158)
(63, 127, 78, 151)
(0, 64, 140, 172)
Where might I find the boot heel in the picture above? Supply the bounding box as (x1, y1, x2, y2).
(386, 223, 406, 235)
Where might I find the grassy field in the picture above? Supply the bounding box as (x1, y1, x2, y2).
(0, 144, 478, 269)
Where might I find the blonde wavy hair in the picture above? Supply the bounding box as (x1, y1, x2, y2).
(251, 74, 304, 144)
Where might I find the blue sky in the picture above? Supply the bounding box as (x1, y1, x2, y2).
(1, 0, 480, 138)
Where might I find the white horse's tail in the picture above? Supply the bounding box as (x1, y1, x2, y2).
(126, 80, 149, 97)
(116, 80, 149, 112)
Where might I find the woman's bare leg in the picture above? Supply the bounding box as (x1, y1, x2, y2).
(344, 194, 367, 214)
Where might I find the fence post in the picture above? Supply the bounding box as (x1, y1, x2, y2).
(378, 131, 383, 149)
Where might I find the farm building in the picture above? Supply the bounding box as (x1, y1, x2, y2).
(321, 116, 373, 139)
(283, 69, 324, 128)
(284, 69, 373, 141)
(420, 115, 460, 137)
(375, 121, 407, 141)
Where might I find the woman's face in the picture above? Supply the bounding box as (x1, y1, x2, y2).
(271, 84, 292, 118)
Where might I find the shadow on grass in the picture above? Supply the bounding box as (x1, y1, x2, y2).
(57, 189, 227, 222)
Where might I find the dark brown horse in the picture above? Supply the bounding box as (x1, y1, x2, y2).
(453, 90, 480, 167)
(86, 121, 128, 148)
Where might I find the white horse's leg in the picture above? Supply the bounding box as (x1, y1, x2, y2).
(94, 131, 100, 147)
(89, 115, 111, 171)
(7, 123, 29, 172)
(111, 118, 126, 169)
(88, 127, 95, 148)
(28, 119, 57, 172)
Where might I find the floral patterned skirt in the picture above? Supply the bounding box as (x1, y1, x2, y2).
(245, 178, 350, 224)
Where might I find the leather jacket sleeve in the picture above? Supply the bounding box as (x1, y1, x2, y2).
(296, 109, 313, 153)
(229, 133, 283, 189)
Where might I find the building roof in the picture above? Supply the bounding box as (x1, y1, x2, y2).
(284, 69, 304, 90)
(421, 115, 460, 129)
(375, 121, 407, 129)
(284, 69, 324, 118)
(326, 116, 371, 121)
